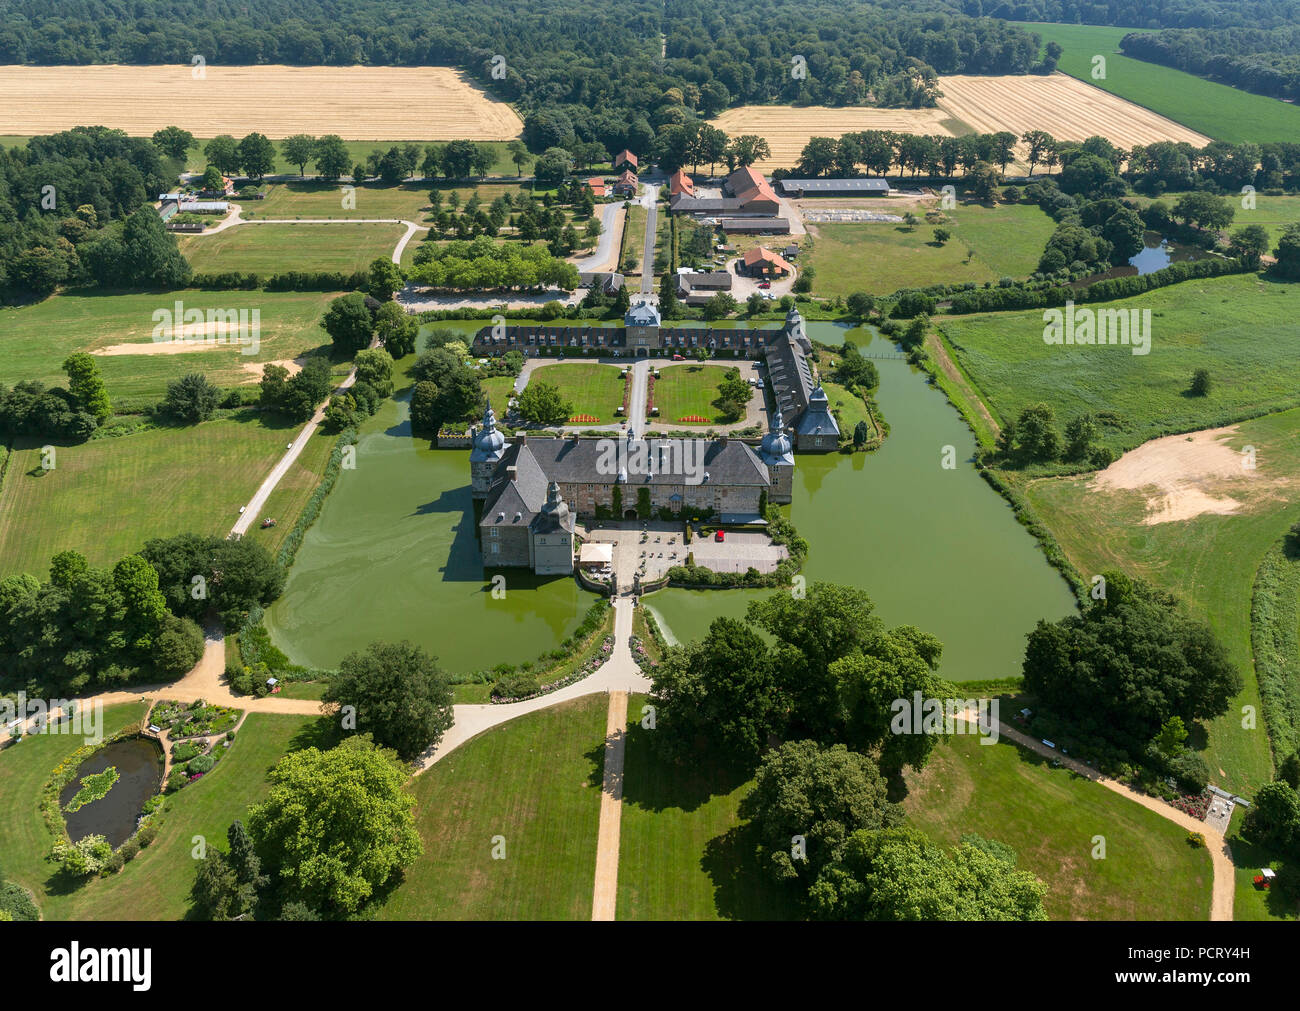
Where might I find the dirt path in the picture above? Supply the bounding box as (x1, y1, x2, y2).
(962, 712, 1233, 921)
(591, 690, 629, 921)
(925, 331, 999, 437)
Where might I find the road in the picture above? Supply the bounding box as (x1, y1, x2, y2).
(626, 359, 650, 438)
(574, 200, 626, 274)
(638, 183, 660, 294)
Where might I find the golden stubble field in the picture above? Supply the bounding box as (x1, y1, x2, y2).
(0, 64, 523, 140)
(714, 72, 1210, 172)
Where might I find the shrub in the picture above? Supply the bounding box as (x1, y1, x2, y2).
(1169, 750, 1211, 793)
(492, 673, 539, 699)
(188, 753, 215, 775)
(1186, 831, 1205, 848)
(166, 768, 189, 793)
(136, 823, 158, 848)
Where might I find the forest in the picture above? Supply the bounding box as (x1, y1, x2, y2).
(1120, 27, 1300, 101)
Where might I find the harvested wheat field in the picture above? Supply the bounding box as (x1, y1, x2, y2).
(712, 106, 960, 170)
(0, 65, 523, 140)
(935, 73, 1210, 166)
(714, 73, 1208, 173)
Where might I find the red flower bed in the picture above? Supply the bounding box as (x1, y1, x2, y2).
(678, 414, 710, 423)
(569, 413, 599, 424)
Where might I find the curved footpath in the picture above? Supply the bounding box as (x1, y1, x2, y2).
(957, 710, 1234, 921)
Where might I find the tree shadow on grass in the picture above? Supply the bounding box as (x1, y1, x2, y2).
(701, 823, 802, 921)
(285, 715, 345, 755)
(614, 721, 755, 814)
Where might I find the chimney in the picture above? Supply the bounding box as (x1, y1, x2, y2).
(507, 466, 518, 483)
(516, 433, 527, 446)
(717, 436, 728, 447)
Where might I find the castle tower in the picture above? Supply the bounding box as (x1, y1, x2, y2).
(469, 398, 506, 500)
(758, 403, 795, 505)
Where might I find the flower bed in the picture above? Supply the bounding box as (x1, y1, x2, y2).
(678, 414, 709, 423)
(149, 699, 240, 740)
(491, 635, 615, 704)
(1168, 790, 1210, 821)
(569, 413, 600, 424)
(628, 634, 657, 672)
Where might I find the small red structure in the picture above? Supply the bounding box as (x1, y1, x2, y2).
(714, 530, 725, 542)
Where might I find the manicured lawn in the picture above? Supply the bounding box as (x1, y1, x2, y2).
(1016, 22, 1300, 144)
(653, 364, 738, 424)
(904, 732, 1213, 920)
(806, 201, 1056, 297)
(0, 288, 336, 405)
(939, 274, 1300, 455)
(0, 702, 149, 920)
(480, 375, 517, 412)
(43, 712, 329, 920)
(1226, 803, 1298, 920)
(617, 696, 801, 920)
(623, 205, 647, 274)
(1022, 408, 1300, 795)
(0, 413, 305, 577)
(179, 221, 407, 275)
(378, 696, 607, 920)
(528, 361, 626, 424)
(250, 181, 433, 221)
(822, 378, 875, 439)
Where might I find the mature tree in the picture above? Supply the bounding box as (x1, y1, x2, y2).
(739, 740, 899, 885)
(967, 161, 1001, 203)
(323, 641, 454, 761)
(191, 819, 267, 920)
(353, 348, 394, 396)
(1101, 207, 1146, 263)
(141, 533, 284, 625)
(1063, 413, 1098, 462)
(410, 381, 441, 433)
(162, 372, 221, 423)
(534, 147, 574, 185)
(152, 126, 196, 161)
(1021, 130, 1054, 177)
(62, 353, 112, 423)
(203, 135, 241, 175)
(200, 165, 225, 192)
(238, 132, 276, 181)
(313, 135, 352, 183)
(1229, 224, 1270, 269)
(1243, 781, 1300, 851)
(1273, 223, 1300, 279)
(726, 135, 771, 169)
(1023, 572, 1241, 752)
(1173, 191, 1234, 232)
(516, 378, 573, 425)
(408, 347, 482, 428)
(650, 617, 778, 764)
(321, 292, 374, 354)
(507, 139, 531, 176)
(247, 737, 422, 916)
(119, 205, 191, 287)
(374, 300, 418, 358)
(1277, 751, 1300, 791)
(810, 827, 1048, 920)
(366, 257, 405, 301)
(281, 134, 317, 177)
(835, 343, 879, 389)
(1010, 402, 1060, 462)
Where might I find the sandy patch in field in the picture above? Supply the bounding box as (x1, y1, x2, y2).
(1090, 426, 1256, 524)
(0, 65, 522, 140)
(240, 358, 306, 384)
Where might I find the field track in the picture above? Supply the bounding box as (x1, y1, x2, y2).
(713, 72, 1209, 172)
(0, 65, 522, 140)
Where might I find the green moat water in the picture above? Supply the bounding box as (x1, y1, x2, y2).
(267, 321, 1077, 680)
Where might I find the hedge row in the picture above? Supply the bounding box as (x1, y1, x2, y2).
(1250, 538, 1300, 762)
(275, 428, 359, 570)
(190, 270, 367, 292)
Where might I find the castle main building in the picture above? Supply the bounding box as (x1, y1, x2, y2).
(469, 406, 800, 574)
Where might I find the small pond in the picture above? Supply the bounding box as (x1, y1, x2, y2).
(60, 737, 164, 848)
(1075, 230, 1214, 287)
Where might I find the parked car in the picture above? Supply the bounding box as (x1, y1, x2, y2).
(671, 353, 684, 360)
(758, 280, 771, 289)
(714, 530, 725, 542)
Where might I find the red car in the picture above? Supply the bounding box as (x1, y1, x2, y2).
(671, 353, 684, 360)
(714, 530, 725, 542)
(758, 281, 771, 289)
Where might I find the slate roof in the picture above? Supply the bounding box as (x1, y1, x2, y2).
(483, 437, 770, 501)
(795, 386, 840, 438)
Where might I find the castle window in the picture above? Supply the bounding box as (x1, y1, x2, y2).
(490, 527, 499, 537)
(490, 542, 499, 554)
